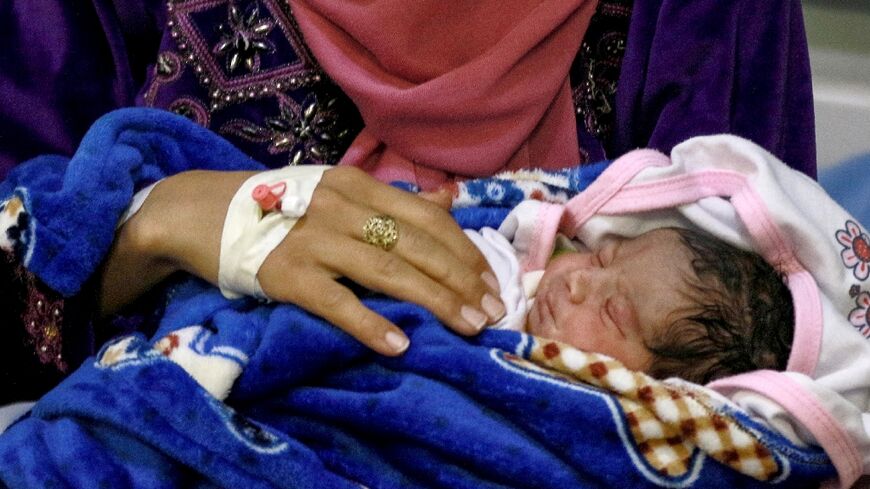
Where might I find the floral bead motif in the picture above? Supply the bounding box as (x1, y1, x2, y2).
(220, 92, 353, 166)
(155, 52, 183, 81)
(2, 248, 69, 373)
(164, 0, 322, 110)
(213, 1, 276, 73)
(169, 97, 211, 127)
(836, 220, 870, 281)
(143, 0, 364, 169)
(23, 283, 67, 372)
(848, 290, 870, 338)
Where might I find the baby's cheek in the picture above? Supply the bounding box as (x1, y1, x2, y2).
(609, 295, 639, 334)
(608, 296, 653, 369)
(620, 349, 654, 372)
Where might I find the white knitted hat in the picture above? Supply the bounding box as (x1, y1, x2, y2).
(558, 135, 870, 488)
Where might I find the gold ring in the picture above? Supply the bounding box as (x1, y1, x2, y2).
(363, 214, 399, 251)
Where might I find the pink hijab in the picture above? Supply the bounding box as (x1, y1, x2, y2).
(290, 0, 599, 190)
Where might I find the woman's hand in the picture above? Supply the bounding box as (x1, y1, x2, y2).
(257, 167, 505, 355)
(99, 167, 504, 356)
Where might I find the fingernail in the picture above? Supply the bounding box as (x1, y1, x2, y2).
(385, 331, 410, 353)
(481, 271, 500, 293)
(461, 305, 488, 331)
(481, 293, 506, 321)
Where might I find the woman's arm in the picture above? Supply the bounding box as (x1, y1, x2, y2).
(98, 170, 253, 313)
(99, 167, 504, 356)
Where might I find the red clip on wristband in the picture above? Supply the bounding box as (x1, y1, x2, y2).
(252, 182, 287, 212)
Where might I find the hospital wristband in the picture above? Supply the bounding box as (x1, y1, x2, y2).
(218, 165, 330, 299)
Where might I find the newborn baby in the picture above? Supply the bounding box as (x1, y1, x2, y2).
(473, 225, 794, 385)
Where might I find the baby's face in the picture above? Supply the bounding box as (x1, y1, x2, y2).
(526, 229, 696, 371)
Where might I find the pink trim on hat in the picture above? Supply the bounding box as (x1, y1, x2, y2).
(709, 371, 863, 489)
(776, 271, 823, 374)
(728, 168, 823, 374)
(597, 170, 743, 213)
(521, 202, 566, 273)
(561, 149, 670, 233)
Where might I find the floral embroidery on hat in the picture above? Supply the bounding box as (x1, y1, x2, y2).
(836, 220, 870, 281)
(848, 290, 870, 338)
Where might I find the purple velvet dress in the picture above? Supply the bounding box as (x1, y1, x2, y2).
(0, 0, 816, 402)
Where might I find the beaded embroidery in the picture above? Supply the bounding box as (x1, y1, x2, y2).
(570, 0, 632, 139)
(0, 196, 67, 371)
(165, 0, 320, 108)
(144, 0, 628, 169)
(21, 272, 67, 372)
(220, 92, 352, 165)
(1, 250, 67, 372)
(213, 2, 276, 73)
(142, 0, 362, 169)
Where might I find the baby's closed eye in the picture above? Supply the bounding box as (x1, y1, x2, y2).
(604, 295, 637, 332)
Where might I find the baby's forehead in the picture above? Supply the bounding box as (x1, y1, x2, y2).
(621, 229, 701, 289)
(608, 228, 691, 257)
(633, 227, 685, 244)
(599, 229, 704, 326)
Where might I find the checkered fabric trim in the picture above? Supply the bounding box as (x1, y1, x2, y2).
(527, 339, 780, 480)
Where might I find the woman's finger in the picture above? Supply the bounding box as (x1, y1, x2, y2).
(305, 280, 411, 356)
(321, 168, 491, 276)
(315, 201, 505, 323)
(317, 235, 492, 335)
(256, 167, 509, 356)
(315, 168, 502, 299)
(265, 265, 411, 356)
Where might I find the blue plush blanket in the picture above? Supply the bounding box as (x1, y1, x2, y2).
(0, 109, 836, 488)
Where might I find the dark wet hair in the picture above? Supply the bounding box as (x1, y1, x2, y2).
(645, 228, 795, 385)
